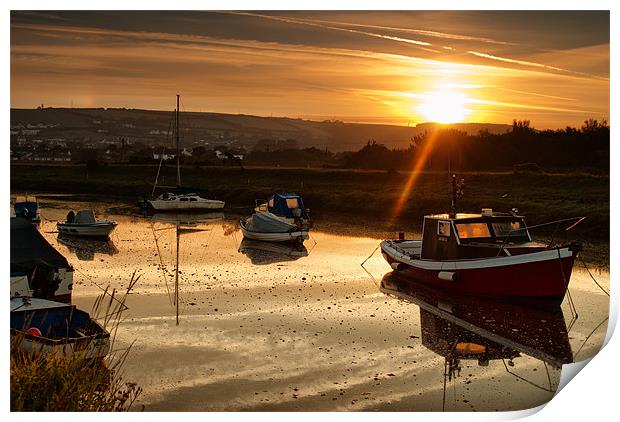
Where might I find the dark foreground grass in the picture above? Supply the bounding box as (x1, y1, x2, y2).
(11, 163, 609, 242)
(10, 274, 142, 411)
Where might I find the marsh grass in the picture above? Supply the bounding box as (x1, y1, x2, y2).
(10, 273, 143, 411)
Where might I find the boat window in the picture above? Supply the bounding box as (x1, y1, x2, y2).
(189, 197, 197, 202)
(491, 221, 526, 237)
(456, 222, 491, 239)
(180, 197, 189, 202)
(437, 221, 451, 237)
(286, 198, 299, 209)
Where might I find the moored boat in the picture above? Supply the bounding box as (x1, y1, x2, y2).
(57, 209, 117, 238)
(11, 216, 73, 303)
(239, 193, 311, 243)
(11, 297, 110, 360)
(380, 209, 581, 300)
(143, 95, 225, 212)
(148, 192, 225, 211)
(13, 195, 41, 225)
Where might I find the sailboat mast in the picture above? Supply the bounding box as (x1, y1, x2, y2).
(176, 94, 181, 188)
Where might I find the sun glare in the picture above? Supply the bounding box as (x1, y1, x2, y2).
(418, 90, 470, 124)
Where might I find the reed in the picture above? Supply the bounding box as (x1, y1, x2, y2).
(10, 273, 143, 411)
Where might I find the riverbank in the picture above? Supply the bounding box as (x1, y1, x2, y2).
(11, 163, 608, 257)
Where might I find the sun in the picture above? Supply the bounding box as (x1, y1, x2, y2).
(418, 90, 470, 124)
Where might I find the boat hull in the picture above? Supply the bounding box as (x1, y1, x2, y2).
(240, 220, 309, 243)
(57, 222, 117, 238)
(380, 240, 578, 299)
(148, 199, 225, 211)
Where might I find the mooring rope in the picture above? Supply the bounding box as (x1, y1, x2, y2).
(579, 256, 609, 297)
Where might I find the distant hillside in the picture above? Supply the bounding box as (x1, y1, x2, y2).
(10, 108, 512, 152)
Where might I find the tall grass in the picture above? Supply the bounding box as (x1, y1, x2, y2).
(10, 273, 143, 411)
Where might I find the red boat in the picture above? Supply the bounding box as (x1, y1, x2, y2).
(380, 207, 581, 301)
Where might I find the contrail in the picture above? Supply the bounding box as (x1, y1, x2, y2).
(468, 51, 609, 81)
(222, 11, 441, 53)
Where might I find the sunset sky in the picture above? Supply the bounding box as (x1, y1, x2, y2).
(10, 10, 609, 128)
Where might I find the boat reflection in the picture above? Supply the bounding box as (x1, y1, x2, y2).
(239, 238, 309, 265)
(150, 212, 224, 226)
(57, 233, 119, 261)
(380, 272, 573, 369)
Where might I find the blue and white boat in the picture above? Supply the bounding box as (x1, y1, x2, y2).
(239, 193, 311, 243)
(13, 195, 41, 225)
(10, 297, 110, 360)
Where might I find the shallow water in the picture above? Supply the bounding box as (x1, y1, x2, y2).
(35, 204, 610, 411)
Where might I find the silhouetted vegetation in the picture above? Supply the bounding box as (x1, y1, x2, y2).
(339, 119, 609, 173)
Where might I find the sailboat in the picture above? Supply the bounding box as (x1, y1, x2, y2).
(147, 95, 225, 212)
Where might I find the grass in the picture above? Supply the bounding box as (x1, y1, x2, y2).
(11, 163, 609, 241)
(10, 274, 143, 411)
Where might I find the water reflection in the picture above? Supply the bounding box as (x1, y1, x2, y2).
(380, 272, 574, 368)
(150, 212, 225, 226)
(380, 271, 573, 408)
(238, 238, 309, 265)
(56, 233, 119, 261)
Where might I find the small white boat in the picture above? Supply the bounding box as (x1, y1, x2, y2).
(240, 193, 311, 243)
(148, 193, 225, 211)
(10, 297, 110, 360)
(57, 210, 117, 238)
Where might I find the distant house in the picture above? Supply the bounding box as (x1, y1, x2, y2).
(153, 148, 176, 161)
(215, 150, 243, 161)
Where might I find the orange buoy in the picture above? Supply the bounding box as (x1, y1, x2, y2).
(26, 327, 42, 337)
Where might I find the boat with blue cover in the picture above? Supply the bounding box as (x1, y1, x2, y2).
(10, 297, 110, 360)
(239, 193, 311, 243)
(13, 195, 41, 225)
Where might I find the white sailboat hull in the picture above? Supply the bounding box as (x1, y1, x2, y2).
(148, 198, 225, 211)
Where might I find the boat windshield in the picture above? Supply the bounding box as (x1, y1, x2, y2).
(456, 223, 491, 240)
(286, 198, 299, 209)
(455, 219, 529, 242)
(491, 220, 527, 237)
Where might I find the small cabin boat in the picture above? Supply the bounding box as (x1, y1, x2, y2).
(13, 195, 41, 225)
(10, 297, 110, 360)
(11, 216, 73, 303)
(57, 210, 117, 238)
(380, 208, 581, 300)
(239, 193, 311, 243)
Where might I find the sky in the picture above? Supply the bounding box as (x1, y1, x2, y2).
(10, 10, 610, 128)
